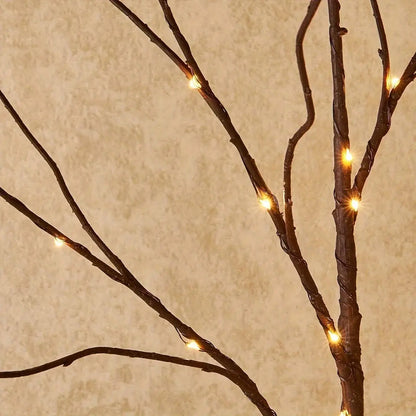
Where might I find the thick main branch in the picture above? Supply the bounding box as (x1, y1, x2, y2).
(328, 1, 363, 415)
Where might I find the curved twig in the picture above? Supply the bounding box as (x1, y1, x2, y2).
(282, 0, 338, 335)
(0, 346, 231, 379)
(0, 185, 276, 416)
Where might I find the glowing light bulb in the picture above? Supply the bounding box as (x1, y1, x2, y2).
(189, 75, 201, 89)
(258, 192, 272, 210)
(54, 237, 64, 247)
(339, 410, 350, 416)
(342, 148, 353, 165)
(328, 330, 341, 344)
(186, 340, 201, 351)
(387, 75, 400, 90)
(350, 198, 360, 212)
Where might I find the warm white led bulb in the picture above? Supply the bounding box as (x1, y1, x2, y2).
(54, 237, 64, 247)
(342, 148, 353, 165)
(390, 76, 400, 89)
(189, 75, 201, 89)
(328, 330, 341, 344)
(259, 197, 271, 210)
(350, 198, 360, 212)
(186, 340, 201, 351)
(387, 75, 400, 90)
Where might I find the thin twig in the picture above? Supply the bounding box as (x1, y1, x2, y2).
(107, 0, 286, 243)
(107, 0, 190, 78)
(282, 0, 338, 335)
(352, 0, 389, 197)
(0, 346, 231, 379)
(0, 89, 133, 282)
(353, 50, 416, 195)
(0, 186, 276, 416)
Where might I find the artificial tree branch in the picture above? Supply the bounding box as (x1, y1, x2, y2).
(0, 186, 276, 416)
(107, 0, 190, 78)
(107, 0, 338, 340)
(157, 0, 207, 87)
(281, 0, 340, 335)
(284, 0, 320, 250)
(0, 346, 232, 380)
(0, 89, 134, 284)
(353, 50, 416, 195)
(351, 0, 389, 198)
(106, 0, 284, 236)
(328, 1, 363, 415)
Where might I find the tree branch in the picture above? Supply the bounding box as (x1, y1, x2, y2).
(0, 346, 231, 379)
(281, 0, 339, 337)
(107, 0, 190, 77)
(107, 0, 339, 341)
(0, 89, 135, 282)
(327, 1, 363, 414)
(106, 0, 285, 242)
(353, 1, 416, 196)
(352, 0, 389, 197)
(0, 185, 276, 416)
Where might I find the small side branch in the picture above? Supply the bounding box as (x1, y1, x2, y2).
(107, 0, 286, 244)
(352, 0, 389, 196)
(107, 0, 190, 77)
(353, 1, 416, 195)
(0, 186, 276, 416)
(282, 0, 339, 337)
(0, 346, 231, 379)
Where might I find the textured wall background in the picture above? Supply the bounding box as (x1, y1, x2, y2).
(0, 1, 415, 415)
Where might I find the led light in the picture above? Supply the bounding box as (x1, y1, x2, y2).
(186, 340, 201, 351)
(350, 198, 360, 212)
(54, 237, 64, 247)
(387, 75, 400, 90)
(390, 76, 400, 89)
(328, 330, 341, 344)
(258, 193, 272, 210)
(342, 148, 353, 165)
(189, 75, 201, 89)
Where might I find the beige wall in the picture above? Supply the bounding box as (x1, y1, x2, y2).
(0, 1, 415, 415)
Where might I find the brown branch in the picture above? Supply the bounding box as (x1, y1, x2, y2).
(327, 1, 363, 415)
(388, 52, 416, 113)
(0, 89, 137, 286)
(352, 0, 389, 197)
(107, 0, 338, 341)
(107, 0, 190, 78)
(282, 0, 338, 334)
(353, 51, 416, 195)
(353, 2, 416, 196)
(158, 0, 338, 337)
(0, 186, 276, 416)
(106, 0, 285, 241)
(0, 346, 231, 379)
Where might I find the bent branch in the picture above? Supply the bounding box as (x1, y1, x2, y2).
(0, 185, 275, 416)
(0, 346, 231, 379)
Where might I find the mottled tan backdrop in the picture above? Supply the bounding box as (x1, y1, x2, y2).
(0, 1, 415, 415)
